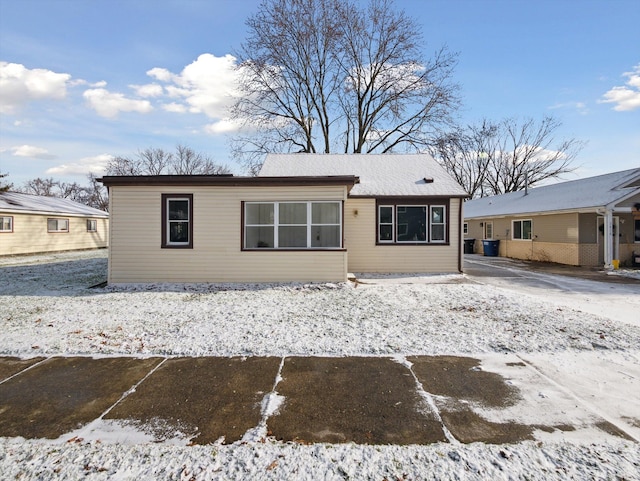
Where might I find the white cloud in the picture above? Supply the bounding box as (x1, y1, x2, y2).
(130, 83, 163, 97)
(83, 88, 153, 118)
(147, 67, 175, 83)
(548, 101, 589, 115)
(0, 62, 71, 114)
(46, 153, 112, 176)
(162, 102, 188, 113)
(11, 144, 57, 160)
(599, 64, 640, 111)
(203, 118, 243, 134)
(147, 53, 239, 120)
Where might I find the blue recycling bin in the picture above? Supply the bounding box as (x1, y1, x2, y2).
(482, 239, 500, 257)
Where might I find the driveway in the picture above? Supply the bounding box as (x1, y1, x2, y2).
(463, 254, 640, 327)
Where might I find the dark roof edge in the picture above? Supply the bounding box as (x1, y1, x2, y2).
(98, 175, 359, 187)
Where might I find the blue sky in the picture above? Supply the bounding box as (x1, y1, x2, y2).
(1, 0, 638, 186)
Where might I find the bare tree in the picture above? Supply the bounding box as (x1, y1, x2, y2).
(173, 145, 230, 175)
(20, 177, 60, 197)
(232, 0, 459, 172)
(106, 144, 230, 176)
(16, 175, 109, 211)
(431, 116, 584, 198)
(0, 171, 12, 192)
(336, 0, 458, 154)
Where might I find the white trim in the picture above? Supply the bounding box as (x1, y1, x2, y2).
(512, 219, 532, 240)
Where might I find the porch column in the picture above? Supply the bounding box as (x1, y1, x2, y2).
(603, 209, 614, 269)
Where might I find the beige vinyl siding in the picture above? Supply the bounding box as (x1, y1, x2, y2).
(344, 198, 461, 273)
(530, 213, 578, 243)
(0, 212, 108, 256)
(108, 185, 348, 283)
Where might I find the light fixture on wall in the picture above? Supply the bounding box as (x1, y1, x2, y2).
(353, 209, 359, 216)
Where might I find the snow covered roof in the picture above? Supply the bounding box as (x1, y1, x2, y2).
(0, 191, 108, 218)
(259, 154, 469, 197)
(464, 168, 640, 219)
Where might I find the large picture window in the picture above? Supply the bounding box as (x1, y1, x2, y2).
(377, 202, 448, 244)
(162, 194, 193, 248)
(0, 216, 13, 232)
(244, 201, 341, 249)
(512, 219, 532, 240)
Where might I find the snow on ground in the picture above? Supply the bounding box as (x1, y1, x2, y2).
(1, 250, 639, 480)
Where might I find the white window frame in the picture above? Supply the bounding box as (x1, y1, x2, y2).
(512, 219, 533, 240)
(163, 194, 193, 248)
(484, 221, 493, 239)
(47, 218, 69, 233)
(378, 205, 394, 243)
(429, 205, 446, 243)
(244, 201, 342, 249)
(0, 216, 13, 233)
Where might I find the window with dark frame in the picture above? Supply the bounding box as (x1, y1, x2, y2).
(634, 219, 640, 243)
(47, 218, 69, 232)
(162, 194, 193, 248)
(376, 202, 448, 245)
(513, 219, 532, 240)
(244, 201, 341, 249)
(0, 216, 13, 232)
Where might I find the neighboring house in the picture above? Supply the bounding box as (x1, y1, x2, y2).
(0, 191, 109, 256)
(463, 168, 640, 268)
(99, 153, 468, 284)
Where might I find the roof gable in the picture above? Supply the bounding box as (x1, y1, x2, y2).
(464, 168, 640, 218)
(0, 192, 108, 217)
(258, 153, 468, 197)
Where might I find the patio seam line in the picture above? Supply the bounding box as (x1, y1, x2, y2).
(396, 356, 459, 444)
(0, 356, 52, 386)
(58, 357, 168, 442)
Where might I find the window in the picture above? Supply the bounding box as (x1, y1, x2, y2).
(463, 222, 468, 235)
(162, 194, 193, 248)
(484, 222, 493, 239)
(0, 216, 13, 232)
(87, 219, 97, 232)
(513, 219, 532, 240)
(635, 219, 640, 243)
(430, 206, 446, 242)
(378, 206, 394, 242)
(244, 201, 341, 249)
(376, 202, 448, 244)
(47, 218, 69, 232)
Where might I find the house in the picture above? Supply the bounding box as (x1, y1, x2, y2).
(0, 191, 109, 256)
(99, 154, 468, 284)
(259, 154, 469, 275)
(463, 168, 640, 268)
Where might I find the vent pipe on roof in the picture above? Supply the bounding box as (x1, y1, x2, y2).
(524, 171, 529, 196)
(423, 177, 434, 183)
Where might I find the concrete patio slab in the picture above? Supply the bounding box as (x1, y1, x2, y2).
(104, 356, 281, 444)
(268, 356, 447, 445)
(0, 356, 162, 439)
(0, 357, 45, 382)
